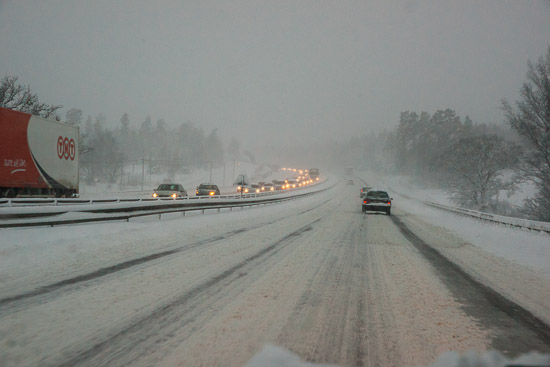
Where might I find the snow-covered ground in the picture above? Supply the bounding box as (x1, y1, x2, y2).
(0, 176, 334, 298)
(0, 172, 549, 366)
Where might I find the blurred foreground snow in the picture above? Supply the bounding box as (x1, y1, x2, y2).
(432, 350, 550, 367)
(246, 344, 337, 367)
(247, 345, 550, 367)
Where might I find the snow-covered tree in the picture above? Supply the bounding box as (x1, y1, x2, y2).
(438, 135, 522, 211)
(65, 108, 83, 125)
(0, 75, 62, 118)
(502, 45, 550, 221)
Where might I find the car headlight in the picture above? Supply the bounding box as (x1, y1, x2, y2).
(209, 191, 215, 196)
(171, 193, 177, 198)
(152, 192, 158, 198)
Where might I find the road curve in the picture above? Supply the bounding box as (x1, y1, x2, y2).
(0, 181, 548, 367)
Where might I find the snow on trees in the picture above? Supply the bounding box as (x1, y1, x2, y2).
(0, 75, 62, 119)
(502, 45, 550, 221)
(437, 135, 521, 211)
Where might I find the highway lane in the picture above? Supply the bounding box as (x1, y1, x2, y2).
(0, 181, 548, 367)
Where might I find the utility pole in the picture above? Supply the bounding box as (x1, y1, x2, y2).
(149, 154, 152, 188)
(141, 158, 145, 194)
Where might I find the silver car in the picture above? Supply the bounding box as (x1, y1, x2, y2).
(152, 183, 187, 198)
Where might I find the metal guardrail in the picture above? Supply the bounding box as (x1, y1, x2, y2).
(358, 178, 550, 234)
(423, 200, 550, 234)
(0, 191, 274, 207)
(0, 182, 332, 228)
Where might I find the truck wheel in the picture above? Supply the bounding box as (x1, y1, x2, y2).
(5, 189, 16, 198)
(362, 207, 366, 213)
(387, 208, 391, 216)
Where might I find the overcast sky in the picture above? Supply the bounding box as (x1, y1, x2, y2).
(1, 0, 549, 152)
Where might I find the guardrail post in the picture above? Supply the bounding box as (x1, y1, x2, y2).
(159, 214, 161, 220)
(182, 211, 185, 216)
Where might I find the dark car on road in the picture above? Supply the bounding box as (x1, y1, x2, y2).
(362, 190, 392, 215)
(195, 183, 220, 196)
(152, 183, 187, 198)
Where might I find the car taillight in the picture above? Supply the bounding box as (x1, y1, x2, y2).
(363, 200, 367, 204)
(387, 201, 391, 205)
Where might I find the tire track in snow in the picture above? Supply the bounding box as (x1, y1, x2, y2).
(275, 198, 369, 366)
(391, 215, 550, 354)
(0, 196, 335, 313)
(54, 215, 327, 367)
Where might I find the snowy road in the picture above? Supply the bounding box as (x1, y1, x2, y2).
(0, 181, 549, 366)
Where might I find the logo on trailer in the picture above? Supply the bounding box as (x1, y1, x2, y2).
(57, 136, 76, 160)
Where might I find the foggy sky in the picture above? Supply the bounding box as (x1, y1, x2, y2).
(1, 0, 549, 153)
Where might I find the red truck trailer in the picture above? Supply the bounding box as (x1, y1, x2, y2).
(0, 107, 79, 198)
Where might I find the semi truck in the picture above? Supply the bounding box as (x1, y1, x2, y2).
(309, 168, 320, 180)
(0, 107, 79, 198)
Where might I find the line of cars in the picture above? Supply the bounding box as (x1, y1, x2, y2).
(151, 168, 321, 199)
(360, 185, 392, 215)
(237, 169, 319, 194)
(152, 183, 220, 198)
(237, 176, 317, 194)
